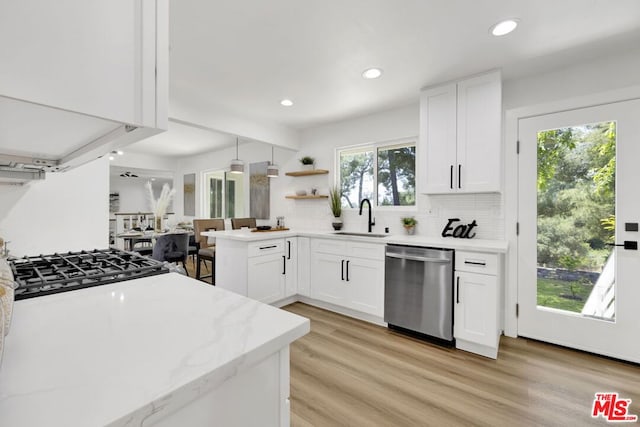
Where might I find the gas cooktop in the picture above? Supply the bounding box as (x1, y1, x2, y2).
(9, 248, 170, 300)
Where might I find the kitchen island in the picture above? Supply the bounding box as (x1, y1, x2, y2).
(0, 273, 309, 427)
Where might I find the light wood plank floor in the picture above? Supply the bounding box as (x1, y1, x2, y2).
(283, 302, 640, 427)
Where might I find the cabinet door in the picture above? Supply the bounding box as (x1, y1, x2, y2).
(248, 253, 286, 304)
(420, 83, 458, 194)
(296, 237, 311, 297)
(456, 71, 502, 193)
(0, 0, 166, 127)
(310, 253, 346, 306)
(345, 258, 384, 317)
(454, 271, 498, 347)
(285, 238, 298, 297)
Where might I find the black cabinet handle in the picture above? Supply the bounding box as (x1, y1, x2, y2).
(464, 260, 486, 266)
(456, 276, 460, 304)
(341, 259, 345, 281)
(458, 164, 461, 189)
(287, 240, 291, 259)
(260, 245, 277, 250)
(450, 165, 453, 189)
(346, 260, 350, 282)
(282, 255, 286, 275)
(607, 241, 638, 250)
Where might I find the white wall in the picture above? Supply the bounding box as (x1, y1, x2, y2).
(110, 151, 177, 172)
(279, 104, 505, 238)
(0, 157, 110, 257)
(109, 176, 174, 213)
(174, 141, 298, 227)
(503, 47, 640, 110)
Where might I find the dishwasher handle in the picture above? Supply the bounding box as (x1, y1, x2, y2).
(385, 252, 451, 263)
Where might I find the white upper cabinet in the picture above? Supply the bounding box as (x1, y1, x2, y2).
(420, 70, 502, 194)
(0, 0, 168, 170)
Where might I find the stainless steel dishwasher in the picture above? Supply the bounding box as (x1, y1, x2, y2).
(384, 244, 454, 342)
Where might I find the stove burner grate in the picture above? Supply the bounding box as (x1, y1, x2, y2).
(9, 248, 170, 300)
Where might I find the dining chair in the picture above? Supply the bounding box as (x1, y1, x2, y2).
(231, 217, 257, 230)
(193, 218, 225, 285)
(151, 233, 190, 275)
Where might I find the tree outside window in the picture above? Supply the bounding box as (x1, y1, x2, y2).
(338, 140, 416, 208)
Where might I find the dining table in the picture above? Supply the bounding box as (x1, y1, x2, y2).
(117, 229, 193, 252)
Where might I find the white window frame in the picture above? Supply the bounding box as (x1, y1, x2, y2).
(335, 136, 418, 210)
(200, 169, 245, 219)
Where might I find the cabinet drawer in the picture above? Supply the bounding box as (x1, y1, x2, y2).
(347, 242, 385, 260)
(248, 239, 284, 257)
(311, 238, 347, 256)
(455, 251, 498, 275)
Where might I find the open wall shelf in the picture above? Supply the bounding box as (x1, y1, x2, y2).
(285, 195, 328, 199)
(285, 169, 329, 177)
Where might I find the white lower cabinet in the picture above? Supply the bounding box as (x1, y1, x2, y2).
(454, 251, 501, 359)
(284, 238, 298, 298)
(310, 239, 384, 317)
(248, 251, 286, 304)
(244, 238, 297, 304)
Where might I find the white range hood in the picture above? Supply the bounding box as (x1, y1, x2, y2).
(0, 0, 168, 185)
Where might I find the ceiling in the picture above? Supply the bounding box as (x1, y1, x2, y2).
(130, 0, 640, 156)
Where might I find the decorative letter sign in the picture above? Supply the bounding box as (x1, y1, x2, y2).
(441, 218, 477, 239)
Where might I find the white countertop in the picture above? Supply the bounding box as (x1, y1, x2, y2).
(203, 229, 508, 253)
(0, 273, 309, 427)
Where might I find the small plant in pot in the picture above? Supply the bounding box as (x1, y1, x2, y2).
(329, 186, 343, 230)
(401, 217, 417, 235)
(299, 156, 315, 170)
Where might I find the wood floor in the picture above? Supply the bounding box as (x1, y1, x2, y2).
(283, 302, 640, 427)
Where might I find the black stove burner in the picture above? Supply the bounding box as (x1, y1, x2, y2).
(9, 249, 170, 300)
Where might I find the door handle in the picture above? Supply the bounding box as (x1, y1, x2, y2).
(346, 260, 350, 282)
(458, 164, 461, 189)
(456, 276, 460, 304)
(282, 255, 286, 275)
(341, 259, 345, 281)
(287, 240, 291, 259)
(450, 165, 453, 189)
(607, 241, 638, 250)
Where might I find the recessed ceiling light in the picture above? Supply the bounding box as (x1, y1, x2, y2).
(109, 155, 115, 161)
(362, 68, 383, 79)
(116, 150, 124, 155)
(490, 19, 519, 36)
(280, 99, 293, 107)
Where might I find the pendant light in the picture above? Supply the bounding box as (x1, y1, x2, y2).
(267, 145, 279, 178)
(229, 137, 244, 174)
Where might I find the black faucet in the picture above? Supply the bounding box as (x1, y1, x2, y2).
(359, 198, 376, 233)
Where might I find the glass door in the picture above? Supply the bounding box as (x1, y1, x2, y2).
(517, 99, 640, 363)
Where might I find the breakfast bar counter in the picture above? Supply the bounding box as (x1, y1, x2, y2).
(0, 273, 309, 427)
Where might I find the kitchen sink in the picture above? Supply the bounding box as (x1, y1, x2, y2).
(333, 232, 389, 238)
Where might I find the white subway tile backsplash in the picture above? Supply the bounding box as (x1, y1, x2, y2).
(279, 192, 505, 240)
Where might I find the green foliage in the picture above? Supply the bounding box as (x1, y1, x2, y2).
(537, 278, 593, 313)
(536, 122, 616, 271)
(401, 217, 417, 226)
(377, 146, 415, 206)
(328, 185, 342, 217)
(339, 150, 374, 208)
(299, 156, 314, 165)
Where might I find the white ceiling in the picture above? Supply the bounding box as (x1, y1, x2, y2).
(131, 0, 640, 156)
(125, 120, 236, 156)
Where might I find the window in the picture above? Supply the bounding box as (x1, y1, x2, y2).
(202, 170, 245, 218)
(338, 139, 416, 208)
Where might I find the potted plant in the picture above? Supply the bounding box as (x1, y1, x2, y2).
(329, 186, 343, 230)
(299, 156, 315, 170)
(401, 217, 417, 235)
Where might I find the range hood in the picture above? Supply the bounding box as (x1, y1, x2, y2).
(0, 95, 163, 185)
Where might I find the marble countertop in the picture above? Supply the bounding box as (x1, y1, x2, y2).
(202, 229, 508, 253)
(0, 273, 309, 427)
